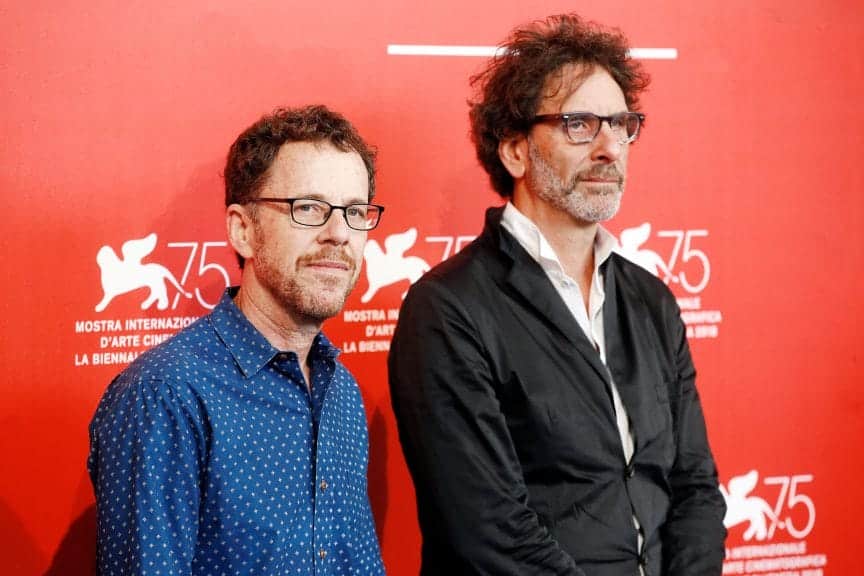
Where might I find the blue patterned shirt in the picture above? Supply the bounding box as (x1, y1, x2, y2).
(88, 289, 385, 575)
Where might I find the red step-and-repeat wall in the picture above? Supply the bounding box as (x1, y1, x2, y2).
(2, 1, 862, 574)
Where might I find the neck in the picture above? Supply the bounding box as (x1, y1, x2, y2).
(233, 280, 321, 375)
(511, 190, 598, 282)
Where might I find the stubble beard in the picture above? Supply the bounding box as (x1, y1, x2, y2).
(255, 239, 359, 323)
(527, 141, 624, 223)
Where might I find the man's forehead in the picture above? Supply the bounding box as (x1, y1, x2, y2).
(538, 62, 624, 112)
(268, 140, 369, 200)
(272, 142, 362, 175)
(274, 140, 350, 164)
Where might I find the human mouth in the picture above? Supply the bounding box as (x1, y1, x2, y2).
(576, 171, 623, 193)
(310, 258, 349, 267)
(579, 173, 621, 184)
(306, 260, 351, 272)
(301, 252, 355, 274)
(578, 168, 622, 184)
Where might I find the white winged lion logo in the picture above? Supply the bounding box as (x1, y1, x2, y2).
(361, 228, 430, 304)
(616, 222, 671, 280)
(94, 233, 191, 312)
(720, 470, 779, 541)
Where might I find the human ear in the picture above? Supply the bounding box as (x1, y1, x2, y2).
(226, 204, 256, 262)
(498, 136, 529, 179)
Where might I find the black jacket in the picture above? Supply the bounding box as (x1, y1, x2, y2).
(389, 207, 726, 576)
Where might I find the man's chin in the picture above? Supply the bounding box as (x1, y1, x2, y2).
(302, 285, 355, 321)
(297, 298, 347, 322)
(568, 198, 621, 223)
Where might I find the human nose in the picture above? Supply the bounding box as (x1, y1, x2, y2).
(318, 207, 352, 244)
(590, 121, 625, 163)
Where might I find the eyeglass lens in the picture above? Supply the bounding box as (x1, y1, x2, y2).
(566, 113, 641, 143)
(291, 199, 381, 230)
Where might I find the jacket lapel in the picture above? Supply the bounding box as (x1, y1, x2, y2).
(603, 256, 670, 451)
(490, 209, 612, 390)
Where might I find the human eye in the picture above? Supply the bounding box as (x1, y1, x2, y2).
(609, 113, 641, 141)
(294, 199, 327, 215)
(567, 114, 594, 131)
(346, 205, 368, 219)
(565, 114, 598, 140)
(609, 114, 627, 128)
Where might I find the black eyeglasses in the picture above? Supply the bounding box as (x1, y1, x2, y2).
(530, 112, 645, 145)
(248, 197, 384, 231)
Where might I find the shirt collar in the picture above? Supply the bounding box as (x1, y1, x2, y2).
(500, 201, 619, 277)
(210, 288, 340, 378)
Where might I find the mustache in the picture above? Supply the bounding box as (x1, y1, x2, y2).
(575, 167, 624, 183)
(298, 248, 357, 270)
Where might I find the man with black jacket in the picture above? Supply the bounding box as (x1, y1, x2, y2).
(388, 13, 726, 576)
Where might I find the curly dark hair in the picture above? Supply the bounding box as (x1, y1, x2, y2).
(469, 13, 650, 198)
(224, 104, 377, 267)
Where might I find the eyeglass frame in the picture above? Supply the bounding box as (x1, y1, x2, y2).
(529, 111, 646, 145)
(247, 197, 385, 231)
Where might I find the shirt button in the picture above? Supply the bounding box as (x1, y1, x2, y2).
(319, 479, 328, 492)
(319, 548, 327, 560)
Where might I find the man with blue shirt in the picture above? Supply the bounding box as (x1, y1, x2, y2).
(389, 14, 726, 576)
(89, 105, 386, 575)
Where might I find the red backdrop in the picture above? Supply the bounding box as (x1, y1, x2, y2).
(2, 1, 862, 574)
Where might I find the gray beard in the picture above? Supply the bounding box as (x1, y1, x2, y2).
(527, 141, 623, 223)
